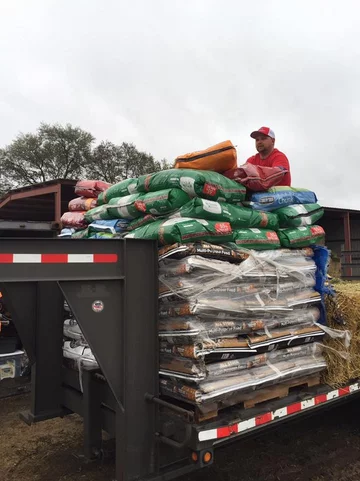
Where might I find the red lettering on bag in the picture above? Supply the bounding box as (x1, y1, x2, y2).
(266, 232, 279, 241)
(310, 226, 324, 236)
(135, 200, 147, 212)
(203, 183, 218, 197)
(215, 222, 232, 234)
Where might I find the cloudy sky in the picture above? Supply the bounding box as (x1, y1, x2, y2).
(0, 0, 358, 208)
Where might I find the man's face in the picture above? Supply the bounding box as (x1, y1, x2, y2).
(255, 134, 274, 153)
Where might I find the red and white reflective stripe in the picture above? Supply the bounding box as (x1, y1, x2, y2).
(198, 382, 360, 442)
(0, 253, 118, 264)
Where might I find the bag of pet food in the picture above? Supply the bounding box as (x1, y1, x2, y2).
(246, 186, 318, 211)
(97, 178, 138, 205)
(126, 217, 233, 246)
(224, 164, 287, 191)
(274, 204, 324, 228)
(58, 228, 76, 238)
(106, 194, 142, 219)
(278, 225, 325, 248)
(71, 228, 89, 239)
(88, 219, 130, 235)
(84, 205, 113, 223)
(158, 241, 249, 263)
(232, 228, 281, 250)
(88, 232, 117, 239)
(74, 180, 112, 198)
(177, 198, 279, 230)
(174, 140, 237, 173)
(107, 189, 189, 219)
(61, 211, 88, 229)
(133, 188, 190, 215)
(68, 197, 97, 212)
(127, 214, 158, 231)
(137, 169, 246, 203)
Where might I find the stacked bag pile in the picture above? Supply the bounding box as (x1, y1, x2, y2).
(60, 179, 130, 239)
(60, 140, 329, 409)
(157, 244, 326, 404)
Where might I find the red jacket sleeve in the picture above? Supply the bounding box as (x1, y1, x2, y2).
(271, 152, 290, 172)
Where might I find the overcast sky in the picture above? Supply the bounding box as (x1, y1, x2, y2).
(0, 0, 359, 208)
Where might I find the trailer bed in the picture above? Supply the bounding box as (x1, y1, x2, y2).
(0, 237, 358, 481)
(2, 390, 360, 481)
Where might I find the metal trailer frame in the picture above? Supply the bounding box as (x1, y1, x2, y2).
(1, 238, 360, 481)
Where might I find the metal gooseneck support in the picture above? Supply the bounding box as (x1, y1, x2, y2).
(0, 238, 159, 481)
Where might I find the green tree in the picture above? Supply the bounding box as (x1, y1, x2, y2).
(86, 141, 171, 183)
(0, 123, 94, 188)
(86, 141, 124, 184)
(0, 124, 171, 195)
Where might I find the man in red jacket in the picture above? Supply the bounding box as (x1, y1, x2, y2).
(246, 126, 291, 186)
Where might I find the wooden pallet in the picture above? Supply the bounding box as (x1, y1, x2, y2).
(194, 373, 321, 422)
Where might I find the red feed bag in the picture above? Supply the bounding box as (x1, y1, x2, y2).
(74, 180, 112, 198)
(224, 164, 287, 192)
(68, 197, 97, 212)
(61, 211, 87, 229)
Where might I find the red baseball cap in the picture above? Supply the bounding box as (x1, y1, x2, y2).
(250, 127, 275, 139)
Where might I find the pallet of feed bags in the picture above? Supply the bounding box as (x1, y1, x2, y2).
(156, 245, 328, 416)
(58, 165, 340, 418)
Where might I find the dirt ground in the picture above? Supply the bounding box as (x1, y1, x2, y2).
(2, 394, 360, 481)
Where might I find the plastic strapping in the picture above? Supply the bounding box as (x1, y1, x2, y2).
(264, 325, 273, 338)
(266, 360, 282, 377)
(316, 323, 352, 349)
(255, 293, 265, 307)
(315, 342, 350, 361)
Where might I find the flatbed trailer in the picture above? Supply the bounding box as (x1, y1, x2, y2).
(1, 237, 359, 481)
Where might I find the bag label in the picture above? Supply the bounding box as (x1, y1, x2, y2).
(202, 199, 222, 214)
(215, 222, 232, 234)
(180, 177, 196, 196)
(291, 204, 308, 215)
(266, 232, 279, 241)
(134, 200, 147, 212)
(203, 183, 218, 197)
(128, 182, 138, 194)
(310, 226, 324, 236)
(118, 206, 131, 218)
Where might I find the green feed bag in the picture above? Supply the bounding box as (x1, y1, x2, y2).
(134, 188, 190, 215)
(71, 228, 89, 239)
(98, 178, 138, 205)
(274, 204, 324, 228)
(232, 228, 281, 250)
(125, 217, 234, 246)
(107, 194, 142, 219)
(278, 225, 325, 248)
(136, 169, 246, 203)
(107, 189, 189, 219)
(178, 198, 278, 230)
(127, 214, 159, 231)
(84, 205, 113, 223)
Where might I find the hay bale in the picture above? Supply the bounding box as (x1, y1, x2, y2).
(323, 281, 360, 387)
